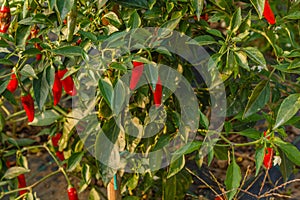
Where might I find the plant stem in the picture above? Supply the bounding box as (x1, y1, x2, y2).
(43, 144, 71, 186)
(0, 170, 60, 198)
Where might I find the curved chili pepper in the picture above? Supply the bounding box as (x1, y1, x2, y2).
(17, 174, 27, 195)
(51, 133, 62, 147)
(263, 0, 276, 25)
(129, 61, 144, 90)
(153, 77, 162, 107)
(21, 93, 35, 122)
(52, 72, 62, 105)
(0, 0, 11, 33)
(263, 147, 274, 169)
(57, 68, 77, 96)
(67, 186, 79, 200)
(56, 151, 65, 161)
(6, 73, 18, 93)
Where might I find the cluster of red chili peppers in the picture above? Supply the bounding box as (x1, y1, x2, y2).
(6, 71, 35, 123)
(52, 67, 77, 106)
(263, 131, 274, 169)
(263, 0, 276, 25)
(129, 61, 162, 107)
(0, 0, 10, 33)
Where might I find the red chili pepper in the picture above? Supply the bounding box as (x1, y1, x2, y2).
(21, 93, 35, 122)
(57, 68, 77, 96)
(263, 131, 270, 139)
(194, 13, 209, 21)
(214, 196, 224, 200)
(51, 133, 62, 147)
(52, 72, 62, 105)
(153, 77, 162, 107)
(17, 174, 27, 195)
(76, 38, 82, 45)
(34, 41, 43, 61)
(6, 73, 18, 93)
(56, 151, 65, 161)
(129, 61, 144, 90)
(67, 186, 79, 200)
(263, 0, 276, 25)
(0, 0, 11, 33)
(263, 147, 274, 169)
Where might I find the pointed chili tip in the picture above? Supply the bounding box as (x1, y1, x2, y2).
(67, 186, 79, 200)
(21, 93, 35, 122)
(263, 0, 276, 25)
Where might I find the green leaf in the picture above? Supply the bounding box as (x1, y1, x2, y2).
(167, 155, 185, 178)
(111, 0, 148, 9)
(234, 51, 249, 71)
(89, 187, 101, 200)
(284, 11, 300, 20)
(187, 35, 217, 46)
(78, 30, 97, 42)
(238, 128, 261, 140)
(273, 93, 300, 129)
(67, 152, 84, 172)
(0, 80, 9, 95)
(230, 7, 242, 32)
(128, 10, 141, 29)
(172, 141, 202, 159)
(33, 72, 49, 110)
(163, 169, 192, 200)
(123, 197, 140, 200)
(18, 14, 53, 25)
(20, 64, 38, 79)
(199, 111, 209, 129)
(95, 119, 120, 184)
(52, 46, 84, 57)
(278, 149, 294, 182)
(103, 12, 122, 28)
(98, 77, 114, 107)
(0, 112, 5, 132)
(7, 138, 36, 147)
(243, 80, 270, 119)
(56, 0, 75, 21)
(250, 0, 265, 19)
(16, 25, 31, 47)
(110, 62, 127, 71)
(159, 16, 182, 37)
(29, 110, 61, 126)
(191, 0, 204, 20)
(3, 167, 30, 179)
(112, 80, 126, 116)
(255, 146, 264, 176)
(225, 158, 242, 200)
(274, 137, 300, 166)
(0, 59, 13, 66)
(2, 90, 17, 105)
(243, 47, 266, 67)
(127, 173, 139, 190)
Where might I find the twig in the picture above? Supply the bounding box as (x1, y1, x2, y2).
(185, 167, 219, 196)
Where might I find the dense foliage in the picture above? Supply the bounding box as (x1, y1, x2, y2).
(1, 0, 300, 199)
